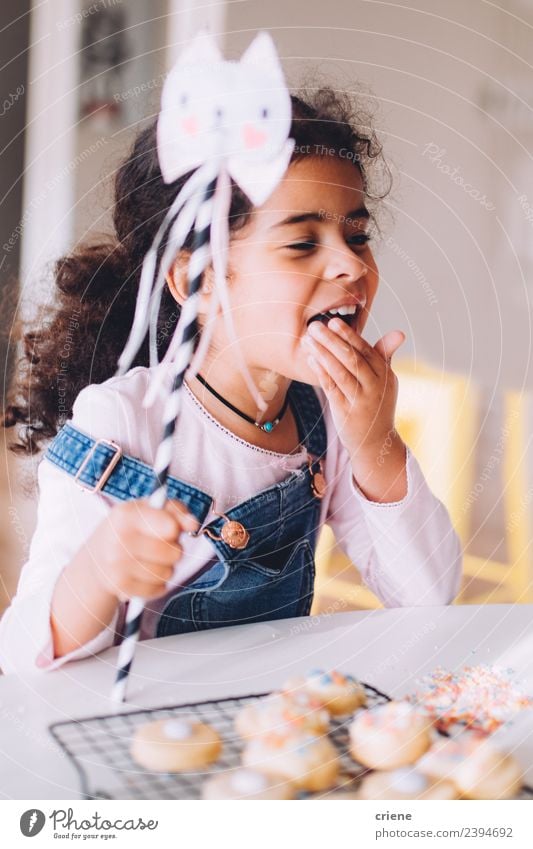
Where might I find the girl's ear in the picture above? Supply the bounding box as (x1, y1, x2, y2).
(165, 258, 214, 308)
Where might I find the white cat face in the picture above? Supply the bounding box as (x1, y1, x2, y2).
(157, 32, 293, 186)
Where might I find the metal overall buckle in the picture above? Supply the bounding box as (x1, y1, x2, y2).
(74, 438, 123, 493)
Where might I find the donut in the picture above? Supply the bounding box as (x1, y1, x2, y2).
(131, 718, 222, 772)
(235, 692, 330, 739)
(314, 788, 360, 799)
(284, 669, 367, 717)
(418, 735, 523, 800)
(202, 768, 296, 800)
(358, 767, 458, 800)
(242, 731, 339, 792)
(455, 742, 523, 800)
(417, 736, 471, 783)
(349, 701, 432, 769)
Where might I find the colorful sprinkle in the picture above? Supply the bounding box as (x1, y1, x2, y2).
(408, 665, 533, 733)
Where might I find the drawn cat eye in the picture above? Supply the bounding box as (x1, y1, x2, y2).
(180, 93, 188, 106)
(261, 107, 269, 118)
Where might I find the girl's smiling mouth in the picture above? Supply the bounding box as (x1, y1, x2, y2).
(306, 299, 366, 330)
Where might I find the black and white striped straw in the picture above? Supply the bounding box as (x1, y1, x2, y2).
(111, 175, 217, 703)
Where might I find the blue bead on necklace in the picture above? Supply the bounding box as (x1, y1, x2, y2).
(196, 374, 290, 433)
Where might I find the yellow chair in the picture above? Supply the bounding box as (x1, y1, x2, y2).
(393, 359, 478, 544)
(502, 392, 533, 600)
(457, 391, 533, 603)
(312, 360, 533, 612)
(312, 523, 383, 611)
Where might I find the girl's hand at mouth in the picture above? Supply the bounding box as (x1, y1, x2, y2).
(303, 317, 407, 503)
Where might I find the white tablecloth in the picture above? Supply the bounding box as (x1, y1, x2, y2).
(1, 604, 533, 799)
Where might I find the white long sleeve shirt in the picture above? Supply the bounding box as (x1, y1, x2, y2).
(0, 366, 462, 675)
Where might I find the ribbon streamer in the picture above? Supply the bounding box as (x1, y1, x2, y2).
(111, 30, 294, 701)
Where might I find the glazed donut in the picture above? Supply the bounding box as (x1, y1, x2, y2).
(131, 718, 222, 772)
(349, 701, 432, 769)
(313, 784, 360, 799)
(202, 768, 296, 800)
(235, 692, 330, 739)
(284, 669, 367, 717)
(417, 736, 471, 783)
(242, 731, 339, 792)
(358, 767, 458, 800)
(418, 735, 523, 800)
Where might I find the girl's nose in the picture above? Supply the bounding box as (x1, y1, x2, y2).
(323, 244, 369, 283)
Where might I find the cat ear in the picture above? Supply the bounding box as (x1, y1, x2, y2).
(177, 29, 223, 67)
(228, 139, 295, 206)
(240, 31, 285, 81)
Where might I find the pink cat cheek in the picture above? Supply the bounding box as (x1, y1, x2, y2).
(243, 123, 267, 149)
(182, 116, 199, 136)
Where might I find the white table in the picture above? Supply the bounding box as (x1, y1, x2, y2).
(1, 604, 533, 799)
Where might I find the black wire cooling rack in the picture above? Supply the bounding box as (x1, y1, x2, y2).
(49, 684, 391, 800)
(49, 685, 533, 801)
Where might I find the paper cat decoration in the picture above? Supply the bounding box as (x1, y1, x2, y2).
(158, 30, 294, 204)
(112, 32, 294, 702)
(117, 30, 294, 405)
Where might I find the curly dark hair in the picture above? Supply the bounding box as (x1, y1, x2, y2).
(3, 87, 391, 455)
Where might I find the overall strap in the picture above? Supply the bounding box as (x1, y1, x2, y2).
(288, 381, 328, 458)
(45, 423, 213, 524)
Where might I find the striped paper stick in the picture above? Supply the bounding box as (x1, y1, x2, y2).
(111, 175, 217, 703)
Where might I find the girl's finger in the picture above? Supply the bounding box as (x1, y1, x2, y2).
(123, 578, 171, 600)
(126, 500, 198, 542)
(122, 501, 183, 543)
(307, 321, 377, 387)
(135, 560, 176, 583)
(326, 318, 384, 377)
(164, 500, 200, 533)
(129, 534, 183, 565)
(374, 330, 405, 363)
(307, 355, 344, 405)
(115, 579, 167, 602)
(306, 341, 359, 404)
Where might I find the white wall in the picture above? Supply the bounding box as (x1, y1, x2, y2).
(21, 0, 80, 303)
(224, 0, 533, 392)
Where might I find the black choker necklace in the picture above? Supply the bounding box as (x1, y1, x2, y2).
(195, 374, 291, 433)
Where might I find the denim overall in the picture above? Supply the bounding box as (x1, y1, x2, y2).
(45, 381, 327, 637)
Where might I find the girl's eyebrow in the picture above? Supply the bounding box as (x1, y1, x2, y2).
(270, 207, 370, 228)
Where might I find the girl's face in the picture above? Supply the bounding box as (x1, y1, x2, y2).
(212, 154, 379, 385)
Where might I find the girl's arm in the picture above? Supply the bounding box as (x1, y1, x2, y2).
(50, 497, 198, 658)
(50, 541, 120, 658)
(0, 458, 116, 674)
(0, 373, 195, 674)
(324, 440, 462, 608)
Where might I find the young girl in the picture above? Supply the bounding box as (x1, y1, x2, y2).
(0, 88, 462, 675)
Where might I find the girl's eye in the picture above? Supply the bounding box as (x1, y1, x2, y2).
(287, 234, 372, 252)
(347, 233, 372, 248)
(287, 241, 317, 251)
